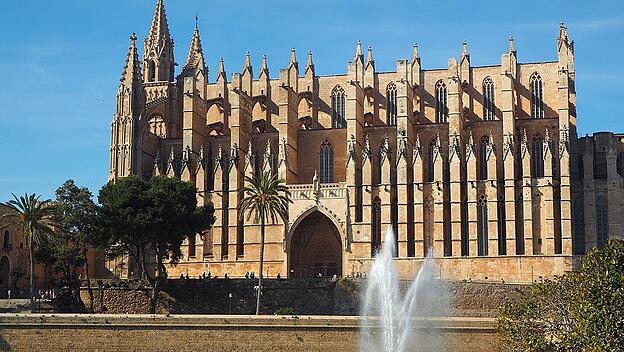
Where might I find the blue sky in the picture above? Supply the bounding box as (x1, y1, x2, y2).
(0, 0, 623, 200)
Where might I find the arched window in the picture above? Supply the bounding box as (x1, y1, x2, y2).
(371, 197, 382, 256)
(386, 83, 397, 126)
(530, 73, 544, 119)
(478, 135, 489, 180)
(2, 231, 9, 249)
(331, 86, 346, 128)
(483, 77, 495, 120)
(435, 80, 448, 123)
(148, 60, 156, 82)
(319, 139, 334, 183)
(596, 196, 608, 246)
(531, 135, 545, 178)
(477, 196, 488, 256)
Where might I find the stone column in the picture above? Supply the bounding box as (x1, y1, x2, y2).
(465, 134, 478, 256)
(431, 135, 445, 257)
(485, 136, 499, 256)
(501, 39, 518, 255)
(520, 131, 534, 255)
(582, 139, 596, 252)
(543, 132, 556, 255)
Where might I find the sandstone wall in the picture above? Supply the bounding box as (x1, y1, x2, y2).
(0, 314, 500, 352)
(81, 279, 526, 317)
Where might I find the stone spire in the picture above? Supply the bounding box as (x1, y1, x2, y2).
(243, 51, 251, 70)
(182, 20, 205, 75)
(289, 47, 297, 67)
(412, 43, 420, 63)
(259, 54, 269, 77)
(145, 0, 171, 51)
(143, 0, 175, 82)
(461, 40, 470, 65)
(261, 54, 268, 71)
(355, 40, 364, 63)
(366, 46, 374, 65)
(120, 33, 142, 87)
(508, 36, 516, 54)
(217, 58, 227, 82)
(305, 50, 314, 74)
(558, 22, 573, 51)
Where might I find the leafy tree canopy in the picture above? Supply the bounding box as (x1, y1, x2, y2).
(97, 175, 214, 313)
(497, 239, 624, 351)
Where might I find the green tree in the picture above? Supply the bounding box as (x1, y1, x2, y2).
(237, 171, 291, 315)
(97, 175, 214, 314)
(0, 194, 63, 303)
(51, 180, 99, 311)
(497, 239, 624, 351)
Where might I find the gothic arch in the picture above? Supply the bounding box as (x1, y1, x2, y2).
(530, 72, 544, 119)
(286, 205, 344, 253)
(386, 82, 397, 126)
(206, 103, 225, 135)
(286, 207, 344, 278)
(331, 85, 346, 128)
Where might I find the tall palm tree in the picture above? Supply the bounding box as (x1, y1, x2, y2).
(238, 171, 291, 315)
(1, 194, 62, 303)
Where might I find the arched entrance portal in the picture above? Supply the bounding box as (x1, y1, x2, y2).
(289, 211, 342, 278)
(0, 256, 10, 296)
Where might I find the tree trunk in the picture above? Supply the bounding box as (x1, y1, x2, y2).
(256, 211, 265, 315)
(149, 281, 159, 314)
(83, 248, 94, 312)
(148, 248, 164, 315)
(29, 246, 35, 305)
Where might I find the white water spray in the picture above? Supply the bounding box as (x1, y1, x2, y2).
(359, 227, 447, 352)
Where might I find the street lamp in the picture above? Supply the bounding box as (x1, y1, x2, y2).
(228, 293, 233, 315)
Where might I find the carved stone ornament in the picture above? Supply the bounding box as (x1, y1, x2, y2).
(347, 134, 356, 166)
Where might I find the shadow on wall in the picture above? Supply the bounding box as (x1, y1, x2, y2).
(0, 333, 11, 351)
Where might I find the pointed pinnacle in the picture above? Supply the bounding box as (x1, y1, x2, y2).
(509, 36, 515, 53)
(244, 51, 251, 68)
(218, 57, 225, 74)
(366, 46, 373, 64)
(261, 54, 268, 71)
(412, 43, 419, 61)
(120, 32, 141, 84)
(147, 0, 171, 46)
(289, 47, 297, 65)
(307, 50, 313, 67)
(462, 40, 468, 56)
(356, 40, 363, 59)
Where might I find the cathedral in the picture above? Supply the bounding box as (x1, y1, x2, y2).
(109, 0, 621, 282)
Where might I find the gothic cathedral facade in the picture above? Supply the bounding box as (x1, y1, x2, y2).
(109, 0, 619, 282)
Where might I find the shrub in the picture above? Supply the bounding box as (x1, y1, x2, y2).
(497, 239, 624, 351)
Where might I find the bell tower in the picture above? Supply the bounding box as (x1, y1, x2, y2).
(110, 34, 145, 180)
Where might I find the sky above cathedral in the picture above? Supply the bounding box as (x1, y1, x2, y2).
(0, 0, 623, 200)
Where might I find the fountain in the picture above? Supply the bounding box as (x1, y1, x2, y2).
(359, 227, 448, 352)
